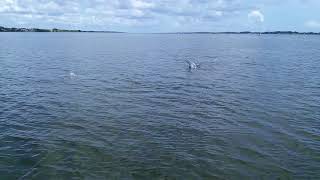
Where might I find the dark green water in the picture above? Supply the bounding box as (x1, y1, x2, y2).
(0, 33, 319, 179)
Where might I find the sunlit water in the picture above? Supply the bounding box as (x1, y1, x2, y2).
(0, 33, 319, 179)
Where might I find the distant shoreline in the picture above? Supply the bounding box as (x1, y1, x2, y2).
(0, 26, 123, 33)
(1, 26, 320, 35)
(156, 31, 320, 35)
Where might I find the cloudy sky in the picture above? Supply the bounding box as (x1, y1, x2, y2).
(0, 0, 320, 32)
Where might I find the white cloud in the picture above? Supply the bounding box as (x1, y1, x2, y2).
(0, 0, 276, 31)
(130, 0, 154, 9)
(0, 0, 243, 29)
(248, 10, 264, 23)
(305, 20, 320, 28)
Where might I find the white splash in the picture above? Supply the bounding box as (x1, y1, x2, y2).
(69, 71, 76, 77)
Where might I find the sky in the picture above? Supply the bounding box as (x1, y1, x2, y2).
(1, 0, 320, 32)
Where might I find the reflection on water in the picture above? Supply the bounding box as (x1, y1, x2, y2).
(0, 33, 319, 179)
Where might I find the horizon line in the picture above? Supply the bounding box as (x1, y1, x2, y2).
(1, 26, 320, 34)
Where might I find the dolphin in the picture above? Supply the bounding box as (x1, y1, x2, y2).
(185, 60, 200, 70)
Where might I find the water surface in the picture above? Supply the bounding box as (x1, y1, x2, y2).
(0, 33, 320, 179)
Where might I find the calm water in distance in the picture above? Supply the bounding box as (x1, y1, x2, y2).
(0, 33, 319, 179)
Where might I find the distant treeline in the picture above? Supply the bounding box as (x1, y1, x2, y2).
(0, 26, 51, 32)
(0, 26, 123, 33)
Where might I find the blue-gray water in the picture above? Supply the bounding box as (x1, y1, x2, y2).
(0, 33, 319, 179)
